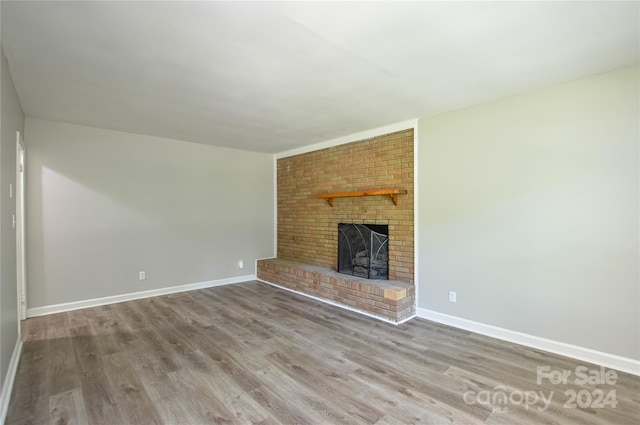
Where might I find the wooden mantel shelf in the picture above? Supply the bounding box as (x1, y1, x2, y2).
(317, 189, 407, 207)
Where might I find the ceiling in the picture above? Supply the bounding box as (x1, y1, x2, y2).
(2, 1, 638, 154)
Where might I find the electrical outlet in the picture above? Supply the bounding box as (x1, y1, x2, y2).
(139, 271, 146, 280)
(449, 291, 457, 303)
(238, 260, 244, 269)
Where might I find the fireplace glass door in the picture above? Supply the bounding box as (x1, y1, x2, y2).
(338, 223, 388, 280)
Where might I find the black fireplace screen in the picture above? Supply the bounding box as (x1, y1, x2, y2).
(338, 223, 389, 280)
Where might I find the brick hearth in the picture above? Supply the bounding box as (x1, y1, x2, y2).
(257, 258, 415, 323)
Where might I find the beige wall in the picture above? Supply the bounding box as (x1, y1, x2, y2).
(1, 47, 25, 399)
(25, 119, 275, 308)
(418, 66, 639, 360)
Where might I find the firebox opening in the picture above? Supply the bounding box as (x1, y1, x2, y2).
(338, 223, 389, 280)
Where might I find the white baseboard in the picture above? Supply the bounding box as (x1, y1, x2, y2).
(0, 340, 23, 425)
(258, 278, 415, 325)
(27, 275, 256, 317)
(417, 307, 640, 377)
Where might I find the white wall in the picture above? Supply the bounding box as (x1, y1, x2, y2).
(417, 66, 639, 362)
(1, 47, 25, 416)
(25, 119, 274, 309)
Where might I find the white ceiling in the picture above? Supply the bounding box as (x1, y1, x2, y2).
(2, 1, 638, 154)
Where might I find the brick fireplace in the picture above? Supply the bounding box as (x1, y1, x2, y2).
(257, 128, 415, 322)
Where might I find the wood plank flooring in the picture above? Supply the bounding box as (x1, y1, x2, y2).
(6, 281, 640, 424)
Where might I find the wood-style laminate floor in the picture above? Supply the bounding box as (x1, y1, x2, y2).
(6, 281, 639, 425)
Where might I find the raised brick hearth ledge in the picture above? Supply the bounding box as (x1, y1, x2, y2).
(257, 258, 416, 323)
